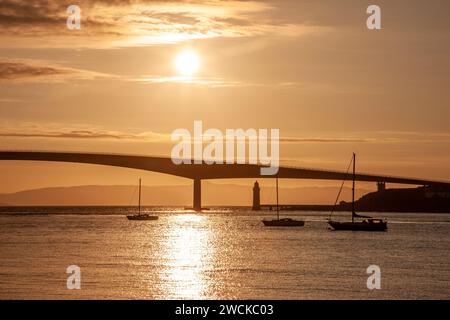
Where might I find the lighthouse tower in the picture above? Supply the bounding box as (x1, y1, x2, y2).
(252, 181, 261, 210)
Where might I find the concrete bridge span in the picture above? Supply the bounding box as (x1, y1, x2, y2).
(1, 151, 449, 210)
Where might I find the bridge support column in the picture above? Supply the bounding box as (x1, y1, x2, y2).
(377, 182, 386, 192)
(193, 178, 201, 211)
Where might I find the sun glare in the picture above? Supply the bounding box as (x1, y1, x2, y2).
(174, 50, 200, 76)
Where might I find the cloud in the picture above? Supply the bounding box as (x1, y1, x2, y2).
(0, 128, 369, 143)
(279, 137, 374, 143)
(1, 122, 450, 150)
(0, 130, 133, 140)
(0, 0, 62, 26)
(0, 60, 113, 83)
(0, 61, 68, 80)
(0, 0, 326, 48)
(133, 75, 250, 87)
(133, 76, 331, 88)
(0, 124, 171, 142)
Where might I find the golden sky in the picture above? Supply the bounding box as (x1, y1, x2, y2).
(0, 0, 450, 195)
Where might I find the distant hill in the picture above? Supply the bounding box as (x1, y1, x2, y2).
(0, 183, 370, 206)
(347, 186, 450, 213)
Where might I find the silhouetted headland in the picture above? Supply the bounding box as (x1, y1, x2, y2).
(263, 185, 450, 213)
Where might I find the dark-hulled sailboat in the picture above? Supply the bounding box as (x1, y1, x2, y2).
(328, 153, 387, 231)
(262, 177, 305, 227)
(127, 179, 158, 221)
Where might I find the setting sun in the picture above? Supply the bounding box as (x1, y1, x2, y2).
(174, 50, 200, 76)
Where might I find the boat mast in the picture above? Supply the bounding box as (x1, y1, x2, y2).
(352, 153, 355, 223)
(138, 178, 141, 215)
(276, 176, 280, 220)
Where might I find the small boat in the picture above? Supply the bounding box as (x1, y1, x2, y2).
(328, 218, 386, 231)
(328, 153, 387, 231)
(127, 214, 158, 221)
(126, 178, 158, 221)
(263, 218, 305, 227)
(262, 177, 305, 227)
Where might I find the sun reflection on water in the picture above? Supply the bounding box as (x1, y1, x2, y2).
(159, 214, 216, 299)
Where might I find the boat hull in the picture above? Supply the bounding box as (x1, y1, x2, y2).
(262, 219, 305, 227)
(328, 220, 387, 231)
(127, 215, 158, 221)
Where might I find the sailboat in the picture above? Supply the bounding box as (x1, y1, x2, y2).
(262, 177, 305, 227)
(126, 179, 158, 221)
(328, 153, 387, 231)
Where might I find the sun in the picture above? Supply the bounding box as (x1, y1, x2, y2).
(174, 50, 200, 76)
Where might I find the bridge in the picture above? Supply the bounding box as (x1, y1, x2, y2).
(1, 151, 449, 210)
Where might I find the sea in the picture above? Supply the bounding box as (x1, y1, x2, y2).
(0, 207, 449, 299)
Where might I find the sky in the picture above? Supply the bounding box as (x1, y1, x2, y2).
(0, 0, 449, 200)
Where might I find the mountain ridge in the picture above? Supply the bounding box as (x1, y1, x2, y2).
(0, 183, 371, 206)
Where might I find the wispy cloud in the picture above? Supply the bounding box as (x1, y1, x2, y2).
(0, 122, 170, 141)
(281, 132, 450, 144)
(0, 130, 133, 140)
(2, 122, 450, 145)
(133, 75, 254, 87)
(132, 76, 334, 88)
(0, 61, 68, 80)
(0, 0, 327, 48)
(279, 137, 375, 143)
(0, 59, 112, 83)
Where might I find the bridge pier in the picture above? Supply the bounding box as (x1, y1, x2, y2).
(377, 182, 386, 192)
(193, 178, 201, 211)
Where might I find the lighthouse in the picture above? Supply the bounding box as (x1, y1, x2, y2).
(252, 181, 261, 210)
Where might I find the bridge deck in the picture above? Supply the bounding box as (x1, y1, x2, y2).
(1, 151, 449, 186)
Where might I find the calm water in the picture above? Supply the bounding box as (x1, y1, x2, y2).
(0, 207, 449, 299)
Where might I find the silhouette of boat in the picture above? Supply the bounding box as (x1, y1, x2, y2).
(263, 218, 305, 227)
(127, 179, 158, 221)
(262, 177, 305, 227)
(328, 218, 386, 231)
(328, 153, 387, 231)
(127, 214, 158, 221)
